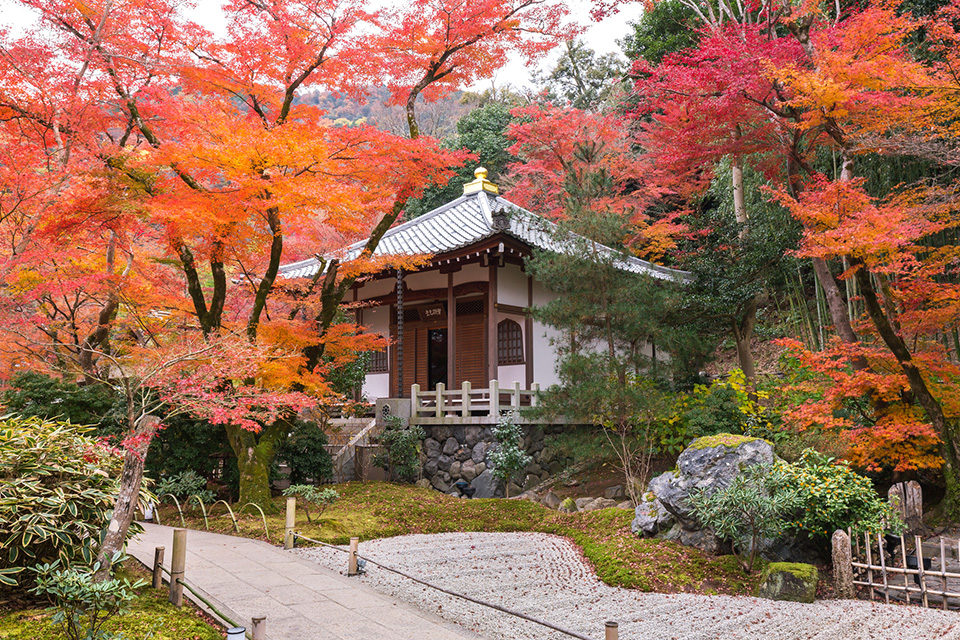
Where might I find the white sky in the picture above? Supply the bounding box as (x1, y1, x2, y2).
(0, 0, 644, 90)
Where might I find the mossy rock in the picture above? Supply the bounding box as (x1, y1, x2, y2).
(688, 433, 767, 450)
(757, 562, 819, 603)
(558, 497, 578, 513)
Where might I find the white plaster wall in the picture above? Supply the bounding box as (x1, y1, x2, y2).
(453, 262, 486, 286)
(497, 262, 528, 307)
(356, 277, 394, 300)
(496, 364, 526, 387)
(362, 374, 390, 402)
(530, 280, 563, 388)
(360, 304, 392, 401)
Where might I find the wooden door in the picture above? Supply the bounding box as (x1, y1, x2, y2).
(455, 313, 487, 387)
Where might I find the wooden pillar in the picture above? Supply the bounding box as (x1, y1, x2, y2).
(152, 546, 165, 589)
(396, 269, 404, 397)
(348, 537, 359, 576)
(447, 273, 456, 386)
(284, 496, 296, 550)
(168, 529, 186, 607)
(525, 275, 534, 388)
(487, 261, 498, 384)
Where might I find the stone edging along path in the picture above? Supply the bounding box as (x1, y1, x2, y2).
(296, 531, 960, 640)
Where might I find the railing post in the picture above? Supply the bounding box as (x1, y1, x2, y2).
(152, 546, 165, 590)
(605, 620, 619, 640)
(513, 381, 521, 409)
(531, 382, 540, 407)
(251, 616, 266, 640)
(490, 380, 499, 416)
(831, 530, 854, 598)
(168, 529, 186, 607)
(284, 496, 296, 550)
(461, 381, 471, 417)
(435, 382, 445, 418)
(348, 537, 359, 576)
(411, 384, 420, 417)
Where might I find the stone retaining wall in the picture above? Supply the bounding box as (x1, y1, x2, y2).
(421, 424, 576, 497)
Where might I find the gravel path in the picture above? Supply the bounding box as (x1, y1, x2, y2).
(296, 531, 960, 640)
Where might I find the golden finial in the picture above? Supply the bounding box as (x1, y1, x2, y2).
(463, 166, 499, 195)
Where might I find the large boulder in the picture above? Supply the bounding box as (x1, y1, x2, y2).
(558, 497, 578, 513)
(757, 562, 819, 604)
(470, 468, 499, 498)
(581, 497, 618, 512)
(631, 494, 676, 536)
(654, 434, 775, 529)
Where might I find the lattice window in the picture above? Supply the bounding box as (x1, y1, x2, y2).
(497, 319, 524, 365)
(369, 346, 389, 373)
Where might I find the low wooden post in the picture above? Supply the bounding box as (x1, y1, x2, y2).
(435, 382, 445, 418)
(512, 381, 521, 409)
(831, 530, 854, 599)
(168, 529, 186, 607)
(531, 382, 540, 408)
(152, 546, 165, 590)
(490, 380, 499, 416)
(284, 496, 296, 550)
(411, 384, 420, 417)
(348, 537, 359, 576)
(605, 621, 619, 640)
(251, 615, 266, 640)
(461, 381, 471, 417)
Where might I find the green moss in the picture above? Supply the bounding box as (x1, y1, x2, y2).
(761, 562, 819, 583)
(559, 497, 578, 512)
(688, 433, 765, 450)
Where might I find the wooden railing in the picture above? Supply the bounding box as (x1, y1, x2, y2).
(411, 380, 540, 421)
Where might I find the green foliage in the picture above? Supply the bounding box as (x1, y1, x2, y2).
(688, 465, 796, 572)
(155, 470, 213, 504)
(30, 559, 143, 640)
(532, 40, 628, 110)
(0, 417, 126, 591)
(488, 411, 532, 495)
(1, 372, 126, 436)
(282, 485, 339, 522)
(623, 0, 701, 65)
(769, 449, 903, 541)
(144, 414, 236, 500)
(373, 416, 425, 483)
(274, 419, 333, 485)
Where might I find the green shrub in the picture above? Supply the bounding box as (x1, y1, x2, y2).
(373, 416, 425, 483)
(488, 410, 532, 496)
(274, 419, 333, 485)
(30, 557, 143, 640)
(688, 465, 796, 572)
(282, 485, 339, 522)
(155, 470, 214, 504)
(770, 449, 902, 540)
(0, 417, 125, 590)
(145, 413, 236, 500)
(1, 372, 126, 436)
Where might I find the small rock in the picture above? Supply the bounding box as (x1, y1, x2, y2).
(437, 454, 452, 472)
(558, 497, 578, 513)
(461, 459, 478, 482)
(442, 437, 459, 456)
(603, 484, 625, 500)
(515, 491, 539, 502)
(424, 459, 439, 476)
(430, 475, 449, 492)
(574, 497, 595, 510)
(522, 474, 539, 491)
(450, 461, 461, 478)
(464, 426, 483, 447)
(507, 482, 522, 497)
(581, 497, 617, 512)
(541, 490, 562, 509)
(616, 500, 633, 510)
(471, 442, 488, 463)
(758, 562, 819, 604)
(415, 478, 432, 489)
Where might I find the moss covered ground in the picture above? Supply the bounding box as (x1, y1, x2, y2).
(158, 482, 763, 595)
(0, 564, 222, 640)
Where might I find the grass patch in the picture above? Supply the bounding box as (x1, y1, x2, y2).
(0, 563, 222, 640)
(157, 482, 763, 596)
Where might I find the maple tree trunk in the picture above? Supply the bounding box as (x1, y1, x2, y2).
(247, 208, 283, 341)
(732, 296, 758, 382)
(852, 260, 960, 517)
(226, 421, 286, 512)
(95, 414, 162, 580)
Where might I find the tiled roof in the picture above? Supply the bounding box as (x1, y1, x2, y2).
(278, 190, 689, 282)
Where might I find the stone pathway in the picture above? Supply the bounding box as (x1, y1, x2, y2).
(127, 523, 484, 640)
(297, 531, 960, 640)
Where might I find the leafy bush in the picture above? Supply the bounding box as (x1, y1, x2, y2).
(688, 465, 795, 572)
(145, 413, 237, 500)
(0, 417, 125, 591)
(373, 416, 425, 483)
(1, 372, 127, 436)
(155, 470, 214, 504)
(488, 410, 532, 496)
(770, 449, 902, 541)
(282, 485, 339, 522)
(274, 419, 333, 485)
(31, 557, 143, 640)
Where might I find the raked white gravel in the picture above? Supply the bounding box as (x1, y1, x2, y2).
(295, 531, 960, 640)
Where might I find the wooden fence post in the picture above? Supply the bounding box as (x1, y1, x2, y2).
(531, 382, 540, 407)
(169, 529, 186, 607)
(490, 380, 499, 416)
(152, 546, 165, 590)
(435, 382, 445, 417)
(461, 381, 471, 417)
(605, 621, 619, 640)
(411, 383, 420, 417)
(284, 496, 296, 550)
(831, 530, 854, 598)
(251, 615, 266, 640)
(513, 381, 521, 409)
(348, 537, 359, 576)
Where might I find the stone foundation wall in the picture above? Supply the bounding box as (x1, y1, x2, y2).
(421, 424, 576, 497)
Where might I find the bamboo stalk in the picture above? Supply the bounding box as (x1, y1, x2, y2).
(917, 535, 929, 608)
(865, 532, 875, 601)
(942, 538, 948, 610)
(877, 532, 890, 604)
(901, 534, 911, 605)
